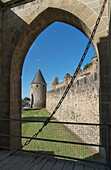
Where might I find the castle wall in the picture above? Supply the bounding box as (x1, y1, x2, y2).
(54, 81, 65, 89)
(46, 72, 99, 146)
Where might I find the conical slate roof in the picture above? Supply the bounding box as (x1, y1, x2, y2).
(31, 69, 46, 85)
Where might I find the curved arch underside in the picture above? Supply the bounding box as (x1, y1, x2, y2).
(11, 7, 102, 77)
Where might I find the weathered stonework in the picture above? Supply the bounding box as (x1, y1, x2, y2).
(46, 57, 99, 147)
(0, 0, 110, 162)
(30, 69, 47, 109)
(31, 84, 47, 108)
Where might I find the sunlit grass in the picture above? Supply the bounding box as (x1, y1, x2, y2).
(22, 108, 97, 160)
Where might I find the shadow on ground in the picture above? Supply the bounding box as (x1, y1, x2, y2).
(84, 153, 105, 162)
(22, 116, 55, 123)
(23, 108, 40, 111)
(23, 150, 54, 157)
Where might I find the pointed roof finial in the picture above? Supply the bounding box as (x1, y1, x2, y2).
(31, 69, 46, 85)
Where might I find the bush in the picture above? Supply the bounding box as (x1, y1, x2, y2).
(83, 63, 92, 70)
(23, 97, 30, 101)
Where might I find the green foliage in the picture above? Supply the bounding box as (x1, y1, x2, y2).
(23, 97, 30, 101)
(83, 63, 92, 70)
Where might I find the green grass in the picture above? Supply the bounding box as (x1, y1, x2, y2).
(22, 108, 97, 160)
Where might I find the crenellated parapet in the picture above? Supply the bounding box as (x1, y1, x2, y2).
(52, 54, 98, 90)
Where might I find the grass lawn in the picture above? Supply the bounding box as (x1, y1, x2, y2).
(22, 108, 97, 160)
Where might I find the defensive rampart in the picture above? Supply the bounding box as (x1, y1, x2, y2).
(46, 59, 99, 147)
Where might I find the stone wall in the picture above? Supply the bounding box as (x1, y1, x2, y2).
(0, 5, 3, 101)
(46, 70, 99, 146)
(0, 5, 4, 147)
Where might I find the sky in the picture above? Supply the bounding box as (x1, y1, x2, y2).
(22, 21, 95, 99)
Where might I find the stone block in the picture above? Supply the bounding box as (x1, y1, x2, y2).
(87, 1, 99, 9)
(101, 81, 110, 93)
(86, 13, 98, 28)
(73, 3, 87, 16)
(92, 7, 99, 14)
(102, 17, 108, 27)
(100, 75, 109, 83)
(72, 0, 79, 7)
(79, 6, 94, 22)
(100, 109, 110, 123)
(101, 93, 110, 103)
(98, 40, 108, 54)
(96, 22, 107, 34)
(95, 29, 108, 43)
(101, 65, 109, 78)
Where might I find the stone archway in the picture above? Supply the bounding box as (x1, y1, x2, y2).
(10, 13, 107, 148)
(0, 0, 109, 151)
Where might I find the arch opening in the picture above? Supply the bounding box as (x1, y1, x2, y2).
(21, 20, 99, 160)
(10, 7, 106, 159)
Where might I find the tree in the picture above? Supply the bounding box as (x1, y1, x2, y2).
(83, 63, 92, 70)
(23, 97, 30, 101)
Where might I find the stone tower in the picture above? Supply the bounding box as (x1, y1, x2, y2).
(31, 69, 47, 109)
(52, 77, 59, 90)
(64, 73, 71, 85)
(92, 54, 98, 72)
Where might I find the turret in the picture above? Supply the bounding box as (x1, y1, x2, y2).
(30, 69, 47, 109)
(64, 73, 71, 85)
(52, 77, 59, 90)
(92, 54, 98, 72)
